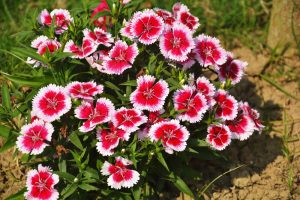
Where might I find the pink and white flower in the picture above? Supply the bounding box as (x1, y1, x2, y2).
(130, 75, 169, 112)
(172, 2, 189, 18)
(96, 124, 129, 156)
(25, 165, 59, 200)
(28, 36, 61, 67)
(214, 90, 238, 121)
(101, 157, 140, 189)
(217, 52, 248, 85)
(159, 23, 194, 62)
(38, 9, 73, 34)
(154, 8, 175, 26)
(193, 34, 227, 67)
(85, 50, 110, 72)
(74, 98, 115, 132)
(130, 10, 164, 45)
(148, 119, 190, 154)
(120, 12, 142, 40)
(176, 10, 200, 31)
(206, 124, 231, 150)
(64, 38, 97, 59)
(112, 107, 147, 133)
(66, 81, 103, 100)
(38, 9, 52, 26)
(16, 120, 53, 155)
(103, 40, 138, 75)
(90, 0, 110, 30)
(32, 84, 71, 122)
(196, 76, 216, 107)
(178, 52, 197, 70)
(173, 85, 208, 123)
(226, 110, 255, 141)
(83, 28, 113, 47)
(138, 109, 166, 140)
(239, 101, 264, 132)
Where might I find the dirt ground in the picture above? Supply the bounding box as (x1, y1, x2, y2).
(0, 47, 299, 200)
(201, 47, 300, 200)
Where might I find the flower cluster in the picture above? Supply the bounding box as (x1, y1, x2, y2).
(17, 2, 264, 199)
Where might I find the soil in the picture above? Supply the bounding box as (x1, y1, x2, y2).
(0, 47, 299, 200)
(201, 47, 300, 200)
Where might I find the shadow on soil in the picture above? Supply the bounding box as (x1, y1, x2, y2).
(194, 77, 283, 195)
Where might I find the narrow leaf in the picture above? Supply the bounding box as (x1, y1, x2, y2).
(2, 82, 11, 110)
(54, 171, 75, 182)
(69, 132, 83, 150)
(79, 183, 99, 191)
(169, 173, 194, 198)
(156, 152, 170, 172)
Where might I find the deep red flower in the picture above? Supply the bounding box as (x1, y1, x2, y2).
(214, 90, 238, 121)
(159, 23, 194, 61)
(173, 85, 208, 123)
(193, 34, 227, 67)
(217, 52, 248, 85)
(149, 119, 190, 154)
(103, 40, 138, 75)
(130, 75, 169, 112)
(206, 124, 231, 150)
(101, 157, 140, 189)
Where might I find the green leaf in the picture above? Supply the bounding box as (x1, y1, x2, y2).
(120, 80, 137, 86)
(2, 82, 11, 110)
(79, 183, 99, 191)
(132, 186, 142, 200)
(104, 81, 121, 91)
(69, 132, 83, 150)
(54, 171, 75, 182)
(189, 139, 209, 147)
(156, 152, 169, 172)
(61, 184, 78, 200)
(83, 167, 100, 180)
(260, 74, 299, 100)
(5, 187, 26, 200)
(1, 72, 52, 87)
(11, 47, 48, 64)
(169, 173, 194, 198)
(0, 125, 11, 139)
(58, 158, 67, 172)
